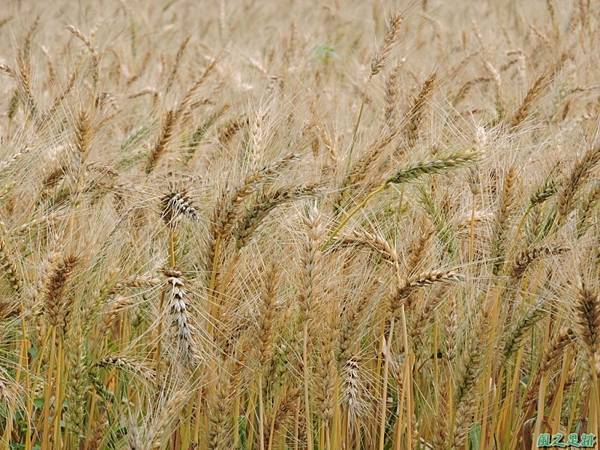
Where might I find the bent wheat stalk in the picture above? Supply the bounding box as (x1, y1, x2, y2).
(325, 149, 480, 248)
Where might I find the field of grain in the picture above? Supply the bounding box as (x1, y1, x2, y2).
(0, 0, 598, 449)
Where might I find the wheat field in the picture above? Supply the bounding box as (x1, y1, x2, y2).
(0, 0, 599, 449)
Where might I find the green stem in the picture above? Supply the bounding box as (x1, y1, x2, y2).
(303, 322, 313, 450)
(258, 373, 265, 450)
(168, 228, 177, 267)
(346, 99, 366, 170)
